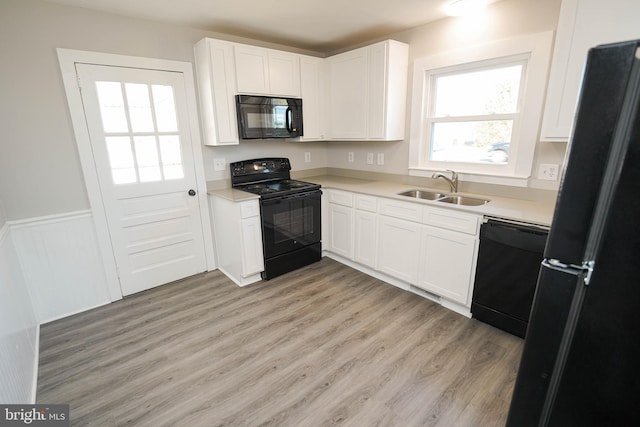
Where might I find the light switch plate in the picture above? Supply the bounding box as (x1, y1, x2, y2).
(366, 153, 374, 165)
(304, 152, 311, 163)
(348, 152, 354, 163)
(377, 153, 385, 165)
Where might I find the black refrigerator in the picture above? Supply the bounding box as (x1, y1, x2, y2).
(506, 40, 640, 426)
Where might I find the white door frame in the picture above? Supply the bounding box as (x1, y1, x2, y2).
(57, 48, 216, 301)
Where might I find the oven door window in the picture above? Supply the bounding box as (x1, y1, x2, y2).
(261, 191, 321, 258)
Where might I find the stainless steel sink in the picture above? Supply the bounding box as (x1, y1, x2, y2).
(398, 190, 447, 200)
(437, 195, 490, 206)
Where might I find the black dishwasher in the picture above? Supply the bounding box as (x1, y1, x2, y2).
(471, 218, 549, 338)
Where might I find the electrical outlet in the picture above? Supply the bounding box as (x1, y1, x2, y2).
(539, 163, 559, 181)
(377, 153, 385, 165)
(348, 152, 354, 163)
(304, 152, 311, 163)
(213, 158, 226, 171)
(366, 152, 374, 165)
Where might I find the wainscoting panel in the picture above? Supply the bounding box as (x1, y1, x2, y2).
(11, 212, 112, 324)
(0, 223, 39, 403)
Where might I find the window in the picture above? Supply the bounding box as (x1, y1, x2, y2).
(409, 32, 553, 185)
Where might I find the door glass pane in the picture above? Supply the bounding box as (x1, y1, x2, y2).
(430, 120, 512, 163)
(125, 83, 154, 132)
(152, 85, 178, 132)
(159, 135, 184, 180)
(134, 136, 161, 182)
(105, 136, 137, 184)
(433, 65, 522, 117)
(96, 82, 128, 133)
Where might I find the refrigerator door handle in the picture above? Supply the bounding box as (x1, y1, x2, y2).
(543, 259, 596, 285)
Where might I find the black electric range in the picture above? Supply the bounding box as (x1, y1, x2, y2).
(230, 158, 322, 280)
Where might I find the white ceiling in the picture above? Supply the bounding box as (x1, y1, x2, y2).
(42, 0, 499, 53)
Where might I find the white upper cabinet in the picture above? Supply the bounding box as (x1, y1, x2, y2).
(328, 47, 370, 139)
(327, 40, 409, 141)
(194, 37, 407, 145)
(297, 55, 325, 141)
(194, 38, 239, 146)
(541, 0, 640, 141)
(234, 45, 301, 97)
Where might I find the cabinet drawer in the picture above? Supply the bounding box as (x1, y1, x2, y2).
(239, 200, 260, 219)
(355, 194, 378, 212)
(379, 198, 422, 222)
(328, 189, 354, 207)
(422, 206, 480, 235)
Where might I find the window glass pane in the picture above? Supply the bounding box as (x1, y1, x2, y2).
(96, 82, 128, 133)
(125, 83, 154, 132)
(105, 136, 137, 184)
(434, 65, 522, 117)
(134, 136, 161, 182)
(152, 85, 178, 132)
(159, 135, 184, 180)
(430, 120, 512, 164)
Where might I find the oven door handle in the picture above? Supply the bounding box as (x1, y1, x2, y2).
(262, 190, 322, 205)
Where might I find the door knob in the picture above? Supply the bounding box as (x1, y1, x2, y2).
(188, 189, 196, 196)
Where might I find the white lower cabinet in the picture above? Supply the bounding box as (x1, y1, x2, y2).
(417, 225, 478, 305)
(239, 215, 264, 277)
(328, 203, 354, 259)
(377, 216, 421, 284)
(323, 188, 481, 314)
(327, 190, 355, 259)
(209, 195, 264, 286)
(354, 210, 377, 268)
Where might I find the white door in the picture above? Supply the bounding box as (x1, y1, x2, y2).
(76, 63, 206, 296)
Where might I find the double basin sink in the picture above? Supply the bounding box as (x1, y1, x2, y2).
(398, 190, 490, 206)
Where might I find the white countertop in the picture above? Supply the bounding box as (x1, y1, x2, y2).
(208, 187, 260, 202)
(304, 175, 556, 227)
(209, 175, 556, 226)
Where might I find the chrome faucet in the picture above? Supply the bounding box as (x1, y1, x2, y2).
(432, 169, 458, 193)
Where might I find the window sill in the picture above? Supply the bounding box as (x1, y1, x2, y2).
(409, 168, 530, 187)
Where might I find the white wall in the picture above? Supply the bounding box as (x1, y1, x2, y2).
(0, 224, 39, 404)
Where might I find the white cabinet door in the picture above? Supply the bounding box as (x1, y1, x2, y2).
(194, 38, 239, 145)
(377, 216, 421, 284)
(234, 45, 270, 95)
(326, 40, 408, 141)
(328, 47, 369, 139)
(368, 42, 387, 139)
(417, 225, 478, 305)
(354, 210, 377, 268)
(240, 216, 265, 277)
(328, 203, 354, 259)
(268, 51, 301, 97)
(298, 55, 324, 140)
(541, 0, 640, 141)
(234, 45, 301, 97)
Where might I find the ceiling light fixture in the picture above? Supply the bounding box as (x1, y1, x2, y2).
(445, 0, 488, 17)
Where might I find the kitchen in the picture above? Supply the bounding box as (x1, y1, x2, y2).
(2, 0, 640, 424)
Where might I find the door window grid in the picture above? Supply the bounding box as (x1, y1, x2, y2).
(96, 81, 184, 185)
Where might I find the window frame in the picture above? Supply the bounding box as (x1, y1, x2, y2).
(409, 32, 554, 186)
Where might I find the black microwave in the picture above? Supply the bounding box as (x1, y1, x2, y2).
(235, 95, 303, 139)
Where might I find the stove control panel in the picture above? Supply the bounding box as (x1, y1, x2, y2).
(230, 158, 291, 178)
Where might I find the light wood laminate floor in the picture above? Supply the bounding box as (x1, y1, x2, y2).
(37, 258, 523, 426)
